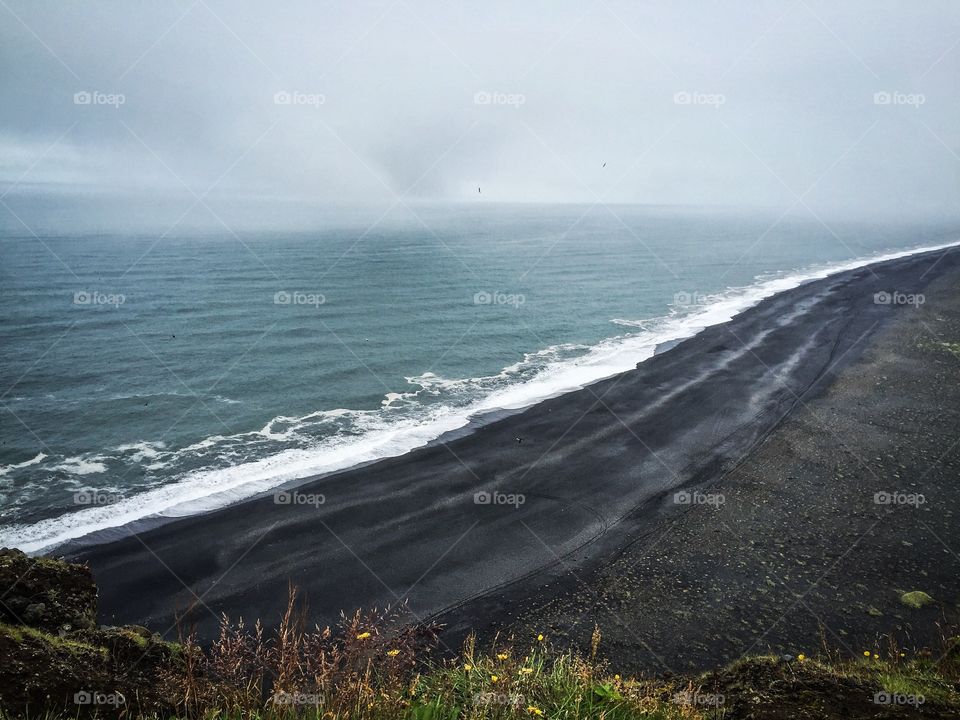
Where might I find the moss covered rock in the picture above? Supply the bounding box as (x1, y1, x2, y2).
(0, 550, 185, 718)
(900, 590, 935, 609)
(0, 548, 97, 633)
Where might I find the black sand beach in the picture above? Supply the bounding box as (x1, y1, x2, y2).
(494, 253, 960, 672)
(67, 245, 960, 670)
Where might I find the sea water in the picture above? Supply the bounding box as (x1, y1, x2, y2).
(1, 203, 957, 551)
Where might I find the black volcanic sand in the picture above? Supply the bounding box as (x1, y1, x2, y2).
(67, 246, 960, 671)
(493, 256, 960, 672)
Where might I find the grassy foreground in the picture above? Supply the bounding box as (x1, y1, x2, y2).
(8, 595, 960, 720)
(156, 602, 960, 720)
(2, 550, 959, 719)
(4, 621, 960, 719)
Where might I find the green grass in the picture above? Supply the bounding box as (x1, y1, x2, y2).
(402, 649, 687, 719)
(3, 642, 960, 720)
(876, 669, 953, 705)
(0, 622, 107, 657)
(3, 581, 959, 720)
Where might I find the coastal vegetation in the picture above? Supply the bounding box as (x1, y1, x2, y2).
(2, 549, 960, 719)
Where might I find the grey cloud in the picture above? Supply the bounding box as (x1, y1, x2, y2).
(0, 0, 958, 228)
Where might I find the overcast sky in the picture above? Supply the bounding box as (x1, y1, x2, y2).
(1, 0, 958, 228)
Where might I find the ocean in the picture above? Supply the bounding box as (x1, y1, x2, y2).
(1, 203, 957, 551)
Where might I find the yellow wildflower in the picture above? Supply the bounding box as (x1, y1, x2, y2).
(387, 649, 400, 657)
(527, 707, 543, 716)
(863, 651, 871, 657)
(356, 632, 371, 640)
(797, 654, 805, 662)
(537, 634, 544, 642)
(490, 675, 499, 683)
(873, 653, 879, 660)
(464, 664, 473, 671)
(497, 653, 509, 660)
(520, 667, 533, 675)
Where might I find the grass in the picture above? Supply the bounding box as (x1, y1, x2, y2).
(4, 644, 958, 719)
(2, 586, 959, 719)
(0, 622, 107, 657)
(876, 668, 953, 705)
(150, 588, 960, 719)
(397, 630, 693, 719)
(152, 589, 704, 719)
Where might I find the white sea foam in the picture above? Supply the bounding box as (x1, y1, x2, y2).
(112, 441, 167, 462)
(0, 453, 48, 477)
(2, 240, 957, 553)
(49, 457, 109, 476)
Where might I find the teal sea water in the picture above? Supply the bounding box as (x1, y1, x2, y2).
(1, 204, 957, 550)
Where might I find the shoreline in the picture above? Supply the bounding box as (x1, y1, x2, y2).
(489, 256, 960, 672)
(13, 239, 960, 554)
(63, 245, 960, 655)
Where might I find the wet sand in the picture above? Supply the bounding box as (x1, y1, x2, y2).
(67, 246, 960, 662)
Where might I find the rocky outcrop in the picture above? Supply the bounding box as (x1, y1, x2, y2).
(0, 548, 98, 633)
(0, 548, 184, 717)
